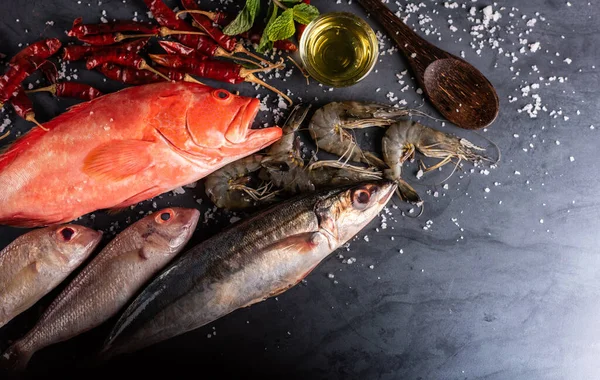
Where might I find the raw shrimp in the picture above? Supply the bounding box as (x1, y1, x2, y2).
(308, 102, 415, 168)
(261, 104, 314, 193)
(204, 154, 276, 210)
(382, 120, 491, 203)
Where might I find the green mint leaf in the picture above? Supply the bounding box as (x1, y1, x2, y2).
(223, 0, 260, 36)
(292, 3, 319, 25)
(257, 3, 278, 53)
(266, 8, 295, 42)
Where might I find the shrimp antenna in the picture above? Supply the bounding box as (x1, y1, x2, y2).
(390, 195, 424, 218)
(471, 130, 502, 165)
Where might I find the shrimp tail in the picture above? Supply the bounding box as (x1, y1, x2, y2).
(395, 178, 422, 206)
(0, 341, 33, 372)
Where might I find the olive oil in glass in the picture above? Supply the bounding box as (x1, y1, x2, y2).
(300, 12, 378, 87)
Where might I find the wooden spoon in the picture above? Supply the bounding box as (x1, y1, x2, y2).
(357, 0, 499, 130)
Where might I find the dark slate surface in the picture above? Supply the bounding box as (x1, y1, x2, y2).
(1, 0, 598, 379)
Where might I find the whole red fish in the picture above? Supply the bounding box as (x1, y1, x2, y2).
(0, 82, 282, 227)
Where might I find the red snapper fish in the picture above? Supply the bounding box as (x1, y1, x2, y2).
(0, 82, 282, 227)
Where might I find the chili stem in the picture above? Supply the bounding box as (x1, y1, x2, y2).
(232, 44, 271, 67)
(183, 74, 205, 85)
(25, 113, 49, 131)
(26, 83, 57, 95)
(0, 130, 9, 140)
(114, 33, 156, 42)
(138, 61, 172, 82)
(213, 47, 261, 67)
(175, 9, 216, 20)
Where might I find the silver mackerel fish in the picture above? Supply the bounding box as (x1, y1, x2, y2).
(103, 180, 397, 357)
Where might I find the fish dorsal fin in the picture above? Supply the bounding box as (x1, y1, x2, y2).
(83, 140, 155, 181)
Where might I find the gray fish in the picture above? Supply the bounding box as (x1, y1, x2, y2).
(0, 225, 102, 329)
(1, 207, 200, 370)
(103, 180, 396, 358)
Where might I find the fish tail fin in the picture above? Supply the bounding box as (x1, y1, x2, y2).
(0, 341, 34, 372)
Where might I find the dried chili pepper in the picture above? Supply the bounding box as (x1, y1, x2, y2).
(179, 0, 237, 52)
(0, 38, 62, 107)
(62, 38, 149, 61)
(39, 61, 58, 83)
(68, 17, 159, 38)
(85, 50, 171, 82)
(149, 54, 291, 104)
(27, 82, 103, 101)
(158, 40, 197, 56)
(178, 6, 271, 66)
(11, 87, 46, 130)
(142, 0, 266, 66)
(97, 63, 201, 85)
(97, 63, 161, 85)
(74, 27, 205, 46)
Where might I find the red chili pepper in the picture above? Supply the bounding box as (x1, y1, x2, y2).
(143, 0, 267, 66)
(97, 63, 202, 86)
(10, 38, 62, 64)
(97, 63, 161, 85)
(39, 61, 58, 83)
(62, 38, 149, 61)
(75, 34, 120, 46)
(180, 0, 237, 52)
(149, 54, 290, 103)
(68, 18, 159, 38)
(86, 49, 171, 81)
(11, 86, 46, 129)
(158, 40, 196, 56)
(11, 86, 34, 119)
(28, 82, 103, 101)
(0, 38, 62, 106)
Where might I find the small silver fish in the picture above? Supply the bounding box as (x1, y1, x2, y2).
(103, 180, 397, 358)
(0, 225, 102, 329)
(1, 207, 200, 370)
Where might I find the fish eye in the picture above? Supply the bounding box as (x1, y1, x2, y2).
(59, 227, 75, 241)
(352, 188, 371, 209)
(157, 210, 173, 223)
(213, 90, 231, 100)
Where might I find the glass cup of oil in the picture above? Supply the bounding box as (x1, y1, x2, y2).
(299, 12, 379, 87)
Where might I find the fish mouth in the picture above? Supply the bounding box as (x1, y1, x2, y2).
(377, 180, 398, 205)
(225, 97, 261, 145)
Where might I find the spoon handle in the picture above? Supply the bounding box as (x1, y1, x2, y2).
(357, 0, 451, 71)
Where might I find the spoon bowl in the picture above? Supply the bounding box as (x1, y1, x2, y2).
(424, 59, 499, 129)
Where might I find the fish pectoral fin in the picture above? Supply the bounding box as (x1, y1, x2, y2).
(265, 231, 325, 255)
(83, 140, 155, 181)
